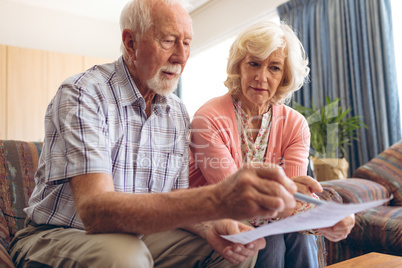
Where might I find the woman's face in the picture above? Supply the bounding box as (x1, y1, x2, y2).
(238, 49, 285, 109)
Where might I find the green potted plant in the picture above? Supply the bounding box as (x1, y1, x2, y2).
(293, 97, 367, 181)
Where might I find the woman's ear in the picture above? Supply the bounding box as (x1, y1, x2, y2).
(122, 29, 137, 61)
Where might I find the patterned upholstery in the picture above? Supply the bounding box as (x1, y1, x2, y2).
(0, 140, 42, 268)
(320, 140, 402, 265)
(353, 141, 402, 206)
(321, 178, 390, 204)
(0, 139, 400, 267)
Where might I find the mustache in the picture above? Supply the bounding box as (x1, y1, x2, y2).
(160, 64, 182, 75)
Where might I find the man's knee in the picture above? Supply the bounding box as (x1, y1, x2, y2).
(11, 227, 153, 268)
(79, 233, 153, 268)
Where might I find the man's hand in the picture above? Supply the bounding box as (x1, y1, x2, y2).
(214, 163, 297, 221)
(277, 175, 323, 218)
(319, 214, 355, 242)
(203, 220, 265, 265)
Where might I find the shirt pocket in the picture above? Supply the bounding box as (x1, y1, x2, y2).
(136, 150, 184, 193)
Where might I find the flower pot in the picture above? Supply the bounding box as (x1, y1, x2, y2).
(310, 157, 349, 181)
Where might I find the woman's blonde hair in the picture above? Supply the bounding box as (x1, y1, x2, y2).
(224, 20, 310, 104)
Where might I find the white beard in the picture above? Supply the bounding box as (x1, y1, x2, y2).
(147, 64, 182, 96)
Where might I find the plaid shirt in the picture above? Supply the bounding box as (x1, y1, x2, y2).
(25, 57, 190, 229)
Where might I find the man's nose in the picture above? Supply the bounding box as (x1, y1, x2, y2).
(170, 42, 189, 65)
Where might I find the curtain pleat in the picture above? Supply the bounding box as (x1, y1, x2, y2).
(277, 0, 401, 174)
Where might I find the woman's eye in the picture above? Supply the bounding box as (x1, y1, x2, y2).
(248, 61, 259, 67)
(271, 66, 281, 71)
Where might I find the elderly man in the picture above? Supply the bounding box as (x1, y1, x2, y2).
(8, 0, 300, 267)
(9, 0, 354, 267)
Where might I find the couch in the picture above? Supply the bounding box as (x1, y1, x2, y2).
(0, 139, 400, 267)
(320, 140, 402, 265)
(0, 140, 41, 268)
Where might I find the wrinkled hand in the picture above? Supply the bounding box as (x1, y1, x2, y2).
(292, 176, 323, 195)
(215, 163, 297, 220)
(277, 176, 323, 218)
(204, 219, 265, 265)
(319, 214, 355, 242)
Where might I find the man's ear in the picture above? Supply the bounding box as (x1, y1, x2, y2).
(122, 29, 137, 60)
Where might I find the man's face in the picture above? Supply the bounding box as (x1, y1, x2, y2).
(134, 3, 193, 96)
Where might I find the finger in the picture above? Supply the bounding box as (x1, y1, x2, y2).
(225, 220, 241, 235)
(292, 176, 323, 193)
(246, 237, 266, 251)
(320, 225, 351, 242)
(224, 247, 248, 264)
(321, 229, 348, 242)
(332, 215, 355, 231)
(248, 163, 297, 193)
(226, 244, 258, 261)
(255, 180, 296, 210)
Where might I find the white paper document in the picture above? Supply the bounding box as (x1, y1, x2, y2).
(221, 198, 390, 244)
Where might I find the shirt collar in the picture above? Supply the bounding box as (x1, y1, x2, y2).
(117, 57, 171, 114)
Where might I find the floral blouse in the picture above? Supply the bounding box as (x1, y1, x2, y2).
(233, 98, 319, 227)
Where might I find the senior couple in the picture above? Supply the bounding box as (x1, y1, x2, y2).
(9, 0, 354, 267)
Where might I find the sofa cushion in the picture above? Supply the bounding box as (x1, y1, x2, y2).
(0, 140, 42, 249)
(353, 140, 402, 206)
(321, 178, 390, 204)
(0, 242, 13, 268)
(349, 206, 402, 255)
(0, 209, 10, 250)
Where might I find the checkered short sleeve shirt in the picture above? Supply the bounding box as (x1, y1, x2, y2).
(25, 57, 190, 229)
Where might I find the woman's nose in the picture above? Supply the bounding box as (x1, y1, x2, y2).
(255, 68, 268, 83)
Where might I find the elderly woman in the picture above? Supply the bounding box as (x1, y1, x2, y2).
(189, 21, 354, 268)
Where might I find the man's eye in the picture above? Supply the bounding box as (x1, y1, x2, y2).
(161, 40, 175, 49)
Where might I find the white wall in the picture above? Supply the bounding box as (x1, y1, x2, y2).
(0, 1, 121, 59)
(190, 0, 287, 55)
(0, 0, 288, 59)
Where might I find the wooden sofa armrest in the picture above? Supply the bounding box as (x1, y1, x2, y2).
(320, 178, 391, 204)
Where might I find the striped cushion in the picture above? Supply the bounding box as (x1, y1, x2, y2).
(349, 206, 402, 254)
(321, 178, 390, 204)
(353, 140, 402, 206)
(0, 140, 42, 250)
(0, 210, 9, 250)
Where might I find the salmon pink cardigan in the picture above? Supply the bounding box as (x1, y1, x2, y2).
(189, 93, 311, 187)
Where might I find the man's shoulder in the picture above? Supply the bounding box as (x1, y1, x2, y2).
(63, 60, 118, 89)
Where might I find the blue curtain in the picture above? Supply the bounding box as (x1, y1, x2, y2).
(277, 0, 401, 173)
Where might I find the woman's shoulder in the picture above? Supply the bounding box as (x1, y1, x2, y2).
(194, 93, 233, 116)
(272, 104, 307, 125)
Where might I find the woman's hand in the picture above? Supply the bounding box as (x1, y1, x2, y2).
(319, 214, 355, 242)
(292, 175, 323, 195)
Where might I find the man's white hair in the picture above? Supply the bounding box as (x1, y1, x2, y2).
(119, 0, 191, 56)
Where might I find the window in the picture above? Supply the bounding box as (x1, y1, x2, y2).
(391, 0, 402, 130)
(182, 36, 235, 119)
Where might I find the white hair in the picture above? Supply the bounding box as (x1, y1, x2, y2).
(119, 0, 191, 56)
